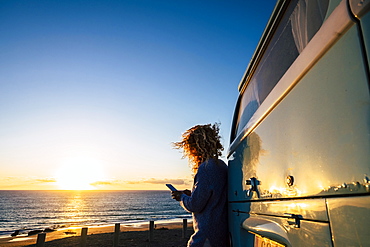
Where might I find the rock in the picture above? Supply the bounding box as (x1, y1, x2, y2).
(43, 228, 55, 232)
(11, 230, 20, 237)
(28, 230, 43, 236)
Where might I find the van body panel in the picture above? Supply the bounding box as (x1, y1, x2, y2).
(229, 202, 254, 247)
(229, 199, 332, 246)
(242, 215, 332, 247)
(232, 24, 370, 200)
(349, 0, 370, 18)
(327, 196, 370, 246)
(228, 0, 370, 245)
(249, 199, 328, 221)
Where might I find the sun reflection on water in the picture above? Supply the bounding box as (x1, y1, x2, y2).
(61, 192, 89, 224)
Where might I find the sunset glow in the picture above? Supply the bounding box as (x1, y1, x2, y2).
(55, 157, 106, 190)
(0, 0, 276, 190)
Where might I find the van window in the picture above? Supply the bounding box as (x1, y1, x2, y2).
(235, 0, 329, 137)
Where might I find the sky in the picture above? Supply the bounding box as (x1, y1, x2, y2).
(0, 0, 277, 190)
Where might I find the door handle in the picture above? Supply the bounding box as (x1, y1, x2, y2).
(245, 177, 261, 198)
(284, 213, 302, 228)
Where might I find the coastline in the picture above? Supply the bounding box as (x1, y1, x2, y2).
(0, 219, 193, 247)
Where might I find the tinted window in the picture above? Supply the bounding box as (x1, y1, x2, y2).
(234, 0, 329, 137)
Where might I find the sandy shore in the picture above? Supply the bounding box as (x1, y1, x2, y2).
(0, 221, 193, 247)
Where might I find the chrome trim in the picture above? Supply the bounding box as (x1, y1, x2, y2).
(349, 0, 370, 19)
(228, 0, 355, 157)
(242, 216, 292, 247)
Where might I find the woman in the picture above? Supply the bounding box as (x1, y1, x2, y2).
(172, 123, 229, 247)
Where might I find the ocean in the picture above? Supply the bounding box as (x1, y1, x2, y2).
(0, 190, 191, 237)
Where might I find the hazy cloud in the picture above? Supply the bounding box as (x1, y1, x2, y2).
(36, 178, 57, 183)
(0, 177, 57, 189)
(1, 176, 56, 183)
(90, 180, 117, 186)
(126, 178, 191, 185)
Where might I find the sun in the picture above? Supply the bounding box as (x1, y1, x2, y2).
(55, 157, 106, 190)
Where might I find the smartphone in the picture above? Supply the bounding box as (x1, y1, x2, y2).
(166, 184, 177, 191)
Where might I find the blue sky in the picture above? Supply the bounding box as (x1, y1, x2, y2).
(0, 0, 277, 190)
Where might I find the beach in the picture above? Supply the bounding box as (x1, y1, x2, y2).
(0, 220, 193, 247)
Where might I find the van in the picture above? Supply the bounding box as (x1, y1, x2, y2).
(228, 0, 370, 246)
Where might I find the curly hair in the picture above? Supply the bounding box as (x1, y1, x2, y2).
(173, 123, 224, 172)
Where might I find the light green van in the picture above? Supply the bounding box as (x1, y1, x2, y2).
(228, 0, 370, 246)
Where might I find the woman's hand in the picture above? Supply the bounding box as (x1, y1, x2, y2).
(171, 190, 191, 201)
(171, 191, 183, 201)
(183, 189, 191, 196)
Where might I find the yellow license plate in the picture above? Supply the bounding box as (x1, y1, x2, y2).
(253, 233, 285, 247)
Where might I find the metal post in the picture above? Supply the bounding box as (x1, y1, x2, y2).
(80, 227, 88, 247)
(113, 223, 120, 247)
(36, 233, 46, 247)
(182, 218, 187, 238)
(149, 220, 154, 242)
